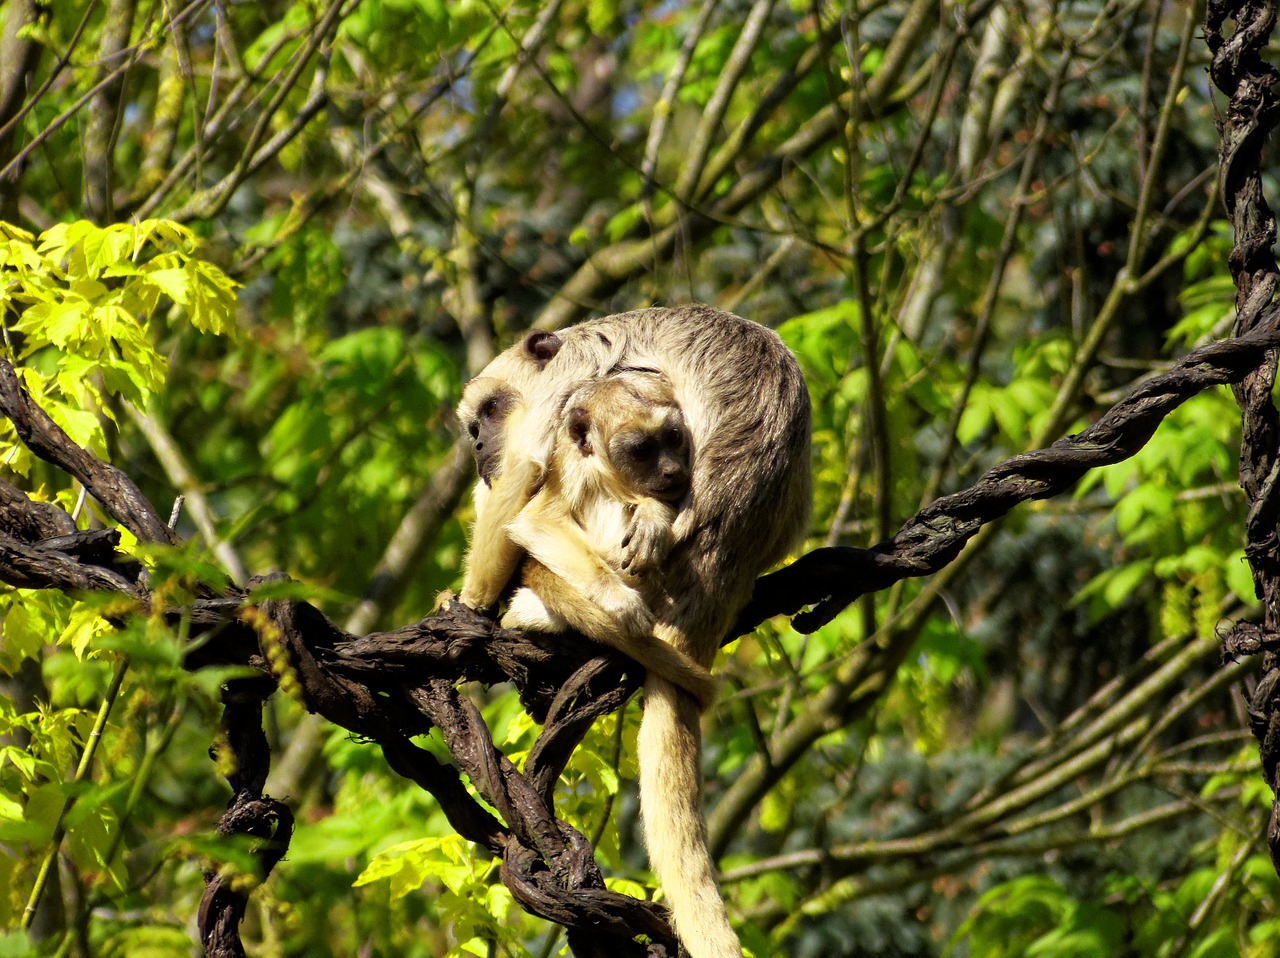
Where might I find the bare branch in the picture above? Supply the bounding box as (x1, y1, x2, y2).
(533, 1, 993, 331)
(672, 0, 777, 201)
(0, 360, 176, 545)
(0, 0, 48, 217)
(83, 0, 137, 222)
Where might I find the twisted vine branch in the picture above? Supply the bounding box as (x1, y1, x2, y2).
(1205, 0, 1280, 872)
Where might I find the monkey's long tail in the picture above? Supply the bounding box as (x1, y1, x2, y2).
(638, 676, 743, 958)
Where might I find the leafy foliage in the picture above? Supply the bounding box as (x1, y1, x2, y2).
(0, 0, 1271, 955)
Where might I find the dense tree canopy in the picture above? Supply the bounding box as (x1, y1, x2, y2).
(2, 0, 1279, 955)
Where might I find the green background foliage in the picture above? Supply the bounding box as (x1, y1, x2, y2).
(0, 0, 1273, 955)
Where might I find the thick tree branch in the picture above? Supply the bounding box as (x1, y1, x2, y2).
(1206, 0, 1280, 873)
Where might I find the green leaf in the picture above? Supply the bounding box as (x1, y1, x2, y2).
(2, 600, 47, 667)
(186, 260, 239, 334)
(1226, 549, 1258, 603)
(140, 266, 190, 305)
(1074, 559, 1154, 623)
(777, 301, 858, 390)
(101, 925, 199, 958)
(355, 834, 480, 901)
(587, 0, 616, 33)
(0, 789, 26, 823)
(0, 929, 37, 958)
(59, 606, 114, 658)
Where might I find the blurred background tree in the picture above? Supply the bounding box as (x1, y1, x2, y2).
(1, 0, 1275, 955)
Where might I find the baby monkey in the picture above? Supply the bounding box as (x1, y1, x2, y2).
(501, 370, 717, 708)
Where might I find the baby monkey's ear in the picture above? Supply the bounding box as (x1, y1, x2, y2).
(523, 330, 562, 367)
(567, 406, 593, 455)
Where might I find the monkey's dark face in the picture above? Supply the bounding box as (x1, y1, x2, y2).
(610, 411, 690, 502)
(460, 382, 516, 484)
(457, 329, 564, 485)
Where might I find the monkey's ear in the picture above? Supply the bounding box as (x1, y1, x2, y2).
(524, 330, 562, 367)
(567, 406, 593, 454)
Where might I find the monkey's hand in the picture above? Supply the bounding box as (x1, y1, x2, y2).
(619, 498, 678, 575)
(619, 517, 673, 575)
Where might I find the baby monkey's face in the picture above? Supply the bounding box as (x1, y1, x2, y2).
(565, 373, 692, 504)
(608, 407, 690, 502)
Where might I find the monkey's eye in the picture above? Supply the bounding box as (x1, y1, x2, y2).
(480, 397, 500, 418)
(664, 427, 684, 447)
(630, 437, 659, 462)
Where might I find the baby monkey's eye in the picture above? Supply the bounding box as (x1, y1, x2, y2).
(631, 437, 659, 461)
(664, 427, 683, 447)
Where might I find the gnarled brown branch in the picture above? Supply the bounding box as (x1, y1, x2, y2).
(1206, 0, 1280, 874)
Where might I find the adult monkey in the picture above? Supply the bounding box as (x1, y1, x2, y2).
(456, 304, 811, 957)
